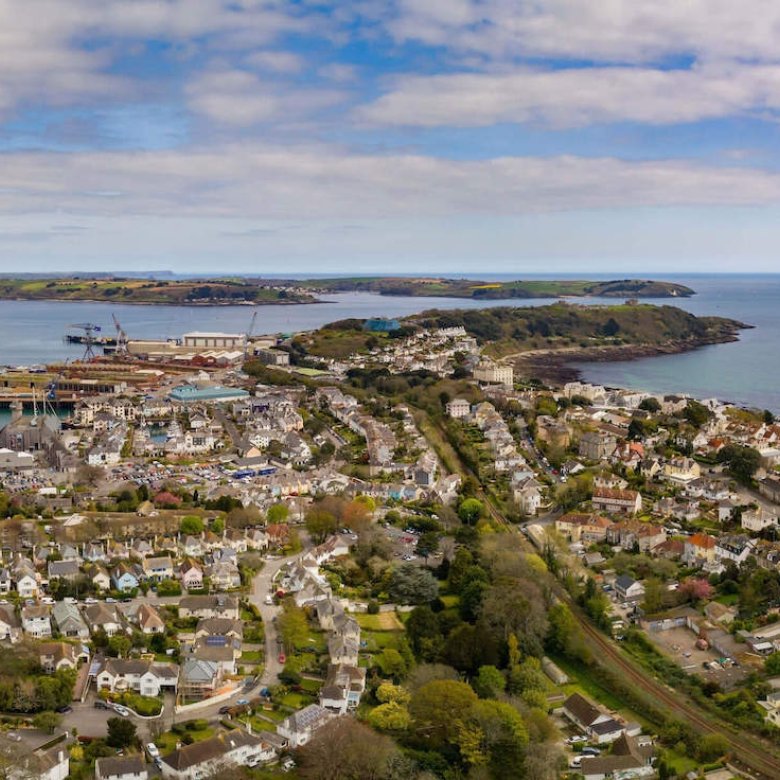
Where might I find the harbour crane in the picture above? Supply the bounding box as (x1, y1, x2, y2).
(112, 313, 129, 356)
(243, 310, 258, 360)
(66, 322, 102, 360)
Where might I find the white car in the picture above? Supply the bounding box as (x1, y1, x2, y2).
(112, 705, 130, 717)
(146, 743, 160, 758)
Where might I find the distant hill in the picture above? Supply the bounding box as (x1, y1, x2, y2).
(297, 276, 695, 300)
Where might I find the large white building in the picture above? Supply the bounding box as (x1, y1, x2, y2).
(182, 332, 244, 349)
(473, 361, 513, 387)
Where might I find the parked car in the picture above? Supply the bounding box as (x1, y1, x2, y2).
(582, 747, 601, 756)
(56, 705, 72, 714)
(236, 698, 249, 706)
(146, 743, 160, 758)
(218, 706, 232, 715)
(94, 701, 109, 710)
(112, 705, 130, 717)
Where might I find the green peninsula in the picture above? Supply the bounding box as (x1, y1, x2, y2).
(301, 277, 695, 300)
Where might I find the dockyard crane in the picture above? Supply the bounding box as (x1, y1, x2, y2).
(66, 322, 102, 360)
(112, 313, 129, 356)
(243, 310, 258, 360)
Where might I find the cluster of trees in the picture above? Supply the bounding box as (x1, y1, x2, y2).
(304, 495, 374, 542)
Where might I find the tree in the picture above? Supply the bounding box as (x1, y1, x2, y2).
(473, 665, 506, 699)
(376, 683, 411, 704)
(684, 400, 711, 428)
(297, 718, 399, 780)
(697, 733, 730, 762)
(376, 649, 408, 680)
(409, 679, 478, 749)
(108, 635, 131, 658)
(641, 577, 667, 615)
(458, 498, 484, 525)
(546, 603, 583, 659)
(106, 716, 137, 748)
(210, 517, 224, 534)
(388, 564, 438, 605)
(459, 699, 529, 778)
(639, 397, 661, 413)
(180, 515, 204, 535)
(277, 598, 309, 651)
(305, 507, 338, 543)
(679, 578, 713, 603)
(718, 444, 762, 484)
(405, 606, 442, 659)
(367, 701, 410, 733)
(32, 711, 60, 734)
(266, 502, 289, 524)
(415, 531, 440, 562)
(765, 652, 780, 675)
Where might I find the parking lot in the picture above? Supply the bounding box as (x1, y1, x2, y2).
(645, 626, 746, 688)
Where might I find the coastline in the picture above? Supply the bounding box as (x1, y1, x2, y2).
(506, 332, 747, 386)
(0, 295, 324, 307)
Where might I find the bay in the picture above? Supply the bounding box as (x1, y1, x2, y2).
(0, 274, 777, 411)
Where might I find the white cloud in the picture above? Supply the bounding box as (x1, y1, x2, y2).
(358, 63, 780, 128)
(245, 51, 305, 74)
(186, 69, 346, 126)
(1, 145, 780, 219)
(378, 0, 780, 64)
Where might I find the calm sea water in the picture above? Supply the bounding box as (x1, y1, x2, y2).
(0, 274, 777, 411)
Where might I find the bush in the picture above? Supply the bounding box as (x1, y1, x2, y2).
(367, 600, 380, 615)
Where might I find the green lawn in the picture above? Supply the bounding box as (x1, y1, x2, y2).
(241, 651, 264, 662)
(156, 726, 214, 753)
(355, 612, 404, 631)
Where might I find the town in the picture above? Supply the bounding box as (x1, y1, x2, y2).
(2, 314, 780, 780)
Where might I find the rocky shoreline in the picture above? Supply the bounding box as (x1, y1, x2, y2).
(509, 331, 747, 386)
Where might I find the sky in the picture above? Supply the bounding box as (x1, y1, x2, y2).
(3, 1, 780, 274)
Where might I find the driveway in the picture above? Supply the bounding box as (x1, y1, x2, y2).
(248, 553, 299, 687)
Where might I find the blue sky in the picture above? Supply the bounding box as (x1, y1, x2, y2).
(3, 1, 780, 274)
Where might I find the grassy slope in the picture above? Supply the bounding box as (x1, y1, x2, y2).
(0, 278, 314, 304)
(300, 277, 695, 299)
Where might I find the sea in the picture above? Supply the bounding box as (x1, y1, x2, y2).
(0, 273, 778, 412)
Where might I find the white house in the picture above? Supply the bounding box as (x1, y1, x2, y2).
(95, 755, 148, 780)
(160, 731, 274, 779)
(277, 704, 333, 747)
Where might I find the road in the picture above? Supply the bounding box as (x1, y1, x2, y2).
(247, 554, 295, 686)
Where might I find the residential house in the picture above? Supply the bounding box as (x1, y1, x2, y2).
(0, 603, 21, 643)
(39, 641, 87, 673)
(614, 575, 645, 603)
(141, 556, 175, 582)
(592, 487, 642, 515)
(445, 398, 471, 419)
(47, 559, 81, 581)
(277, 704, 333, 748)
(89, 564, 111, 591)
(512, 476, 543, 516)
(663, 457, 701, 484)
(716, 535, 755, 566)
(111, 563, 140, 593)
(96, 658, 179, 697)
(178, 559, 204, 591)
(160, 731, 273, 779)
(135, 603, 165, 634)
(21, 604, 52, 638)
(580, 733, 655, 780)
(51, 601, 90, 639)
(579, 431, 617, 461)
(562, 693, 625, 745)
(684, 533, 718, 567)
(84, 603, 125, 637)
(178, 657, 222, 701)
(556, 513, 613, 544)
(95, 755, 148, 780)
(327, 634, 360, 666)
(319, 664, 366, 714)
(179, 595, 239, 620)
(742, 507, 777, 534)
